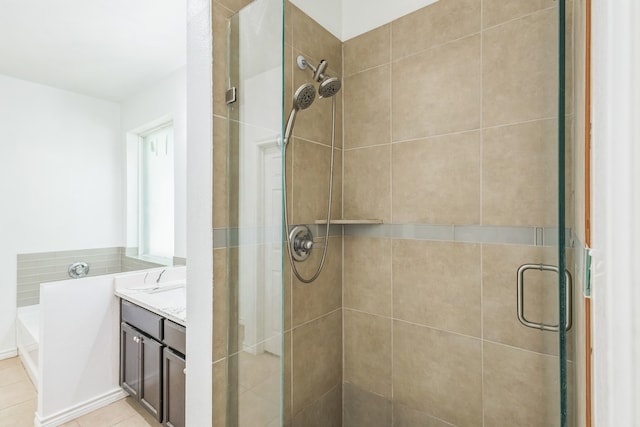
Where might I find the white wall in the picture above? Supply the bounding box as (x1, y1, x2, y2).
(591, 0, 640, 424)
(121, 67, 187, 259)
(290, 0, 439, 41)
(0, 74, 123, 356)
(37, 275, 125, 426)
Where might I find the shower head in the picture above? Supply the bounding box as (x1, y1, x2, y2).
(293, 83, 316, 110)
(284, 83, 316, 147)
(297, 55, 341, 98)
(318, 77, 341, 98)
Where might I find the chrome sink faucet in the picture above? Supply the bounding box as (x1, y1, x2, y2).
(156, 269, 167, 283)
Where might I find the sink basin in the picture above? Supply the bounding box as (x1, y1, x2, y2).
(144, 283, 186, 294)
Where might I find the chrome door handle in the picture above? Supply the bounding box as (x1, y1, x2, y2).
(517, 263, 572, 332)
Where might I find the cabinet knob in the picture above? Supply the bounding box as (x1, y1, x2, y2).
(183, 368, 186, 375)
(133, 336, 140, 343)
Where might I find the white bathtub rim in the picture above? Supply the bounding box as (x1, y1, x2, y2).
(34, 387, 127, 427)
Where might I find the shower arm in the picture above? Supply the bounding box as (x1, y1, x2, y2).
(297, 56, 328, 82)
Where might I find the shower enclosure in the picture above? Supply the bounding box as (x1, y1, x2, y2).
(213, 0, 576, 425)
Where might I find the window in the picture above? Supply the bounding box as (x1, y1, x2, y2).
(139, 124, 174, 261)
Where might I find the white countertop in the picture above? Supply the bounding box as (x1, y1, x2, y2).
(114, 268, 187, 326)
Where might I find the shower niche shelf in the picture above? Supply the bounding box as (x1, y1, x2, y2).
(314, 219, 383, 225)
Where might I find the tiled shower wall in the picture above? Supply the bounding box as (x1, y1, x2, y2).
(283, 3, 344, 426)
(341, 1, 574, 426)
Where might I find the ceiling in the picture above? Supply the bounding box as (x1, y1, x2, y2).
(0, 0, 186, 102)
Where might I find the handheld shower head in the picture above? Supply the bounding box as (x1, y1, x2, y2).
(292, 83, 316, 110)
(284, 83, 316, 146)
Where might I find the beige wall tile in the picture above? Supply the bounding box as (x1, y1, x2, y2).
(343, 145, 391, 223)
(290, 138, 342, 224)
(392, 35, 481, 141)
(291, 5, 342, 77)
(483, 341, 559, 427)
(238, 389, 280, 427)
(292, 311, 342, 414)
(238, 351, 281, 393)
(213, 359, 228, 427)
(226, 119, 240, 229)
(393, 240, 482, 337)
(393, 402, 455, 427)
(284, 259, 292, 332)
(343, 310, 392, 398)
(343, 382, 392, 427)
(393, 321, 482, 427)
(344, 65, 390, 149)
(292, 385, 342, 427)
(213, 249, 228, 362)
(392, 0, 481, 60)
(284, 331, 292, 425)
(213, 116, 228, 229)
(483, 0, 556, 29)
(482, 8, 557, 127)
(392, 131, 481, 224)
(284, 1, 292, 47)
(292, 238, 342, 326)
(216, 0, 253, 14)
(482, 120, 557, 226)
(343, 236, 392, 316)
(482, 244, 560, 356)
(284, 43, 293, 120)
(226, 248, 241, 355)
(213, 3, 233, 118)
(344, 25, 391, 77)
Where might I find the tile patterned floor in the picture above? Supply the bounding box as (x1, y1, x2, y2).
(0, 357, 161, 427)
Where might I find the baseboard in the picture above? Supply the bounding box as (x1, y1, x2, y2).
(34, 388, 128, 427)
(0, 348, 18, 360)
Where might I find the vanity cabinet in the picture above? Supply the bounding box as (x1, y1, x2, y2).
(120, 299, 185, 426)
(121, 322, 163, 420)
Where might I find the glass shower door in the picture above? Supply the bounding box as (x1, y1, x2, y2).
(225, 0, 284, 425)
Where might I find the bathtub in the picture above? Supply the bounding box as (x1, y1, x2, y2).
(16, 304, 40, 388)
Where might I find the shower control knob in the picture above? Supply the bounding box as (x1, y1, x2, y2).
(289, 225, 314, 262)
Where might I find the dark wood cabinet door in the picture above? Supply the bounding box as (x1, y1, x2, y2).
(120, 322, 140, 399)
(139, 333, 163, 422)
(163, 347, 186, 427)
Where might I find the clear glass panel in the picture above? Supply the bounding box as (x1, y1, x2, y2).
(140, 124, 174, 260)
(226, 0, 284, 426)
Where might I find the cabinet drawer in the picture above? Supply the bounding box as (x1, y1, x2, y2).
(121, 299, 163, 341)
(163, 320, 186, 356)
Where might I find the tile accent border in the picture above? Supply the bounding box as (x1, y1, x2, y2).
(16, 247, 165, 307)
(213, 223, 572, 248)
